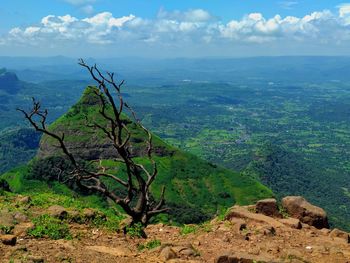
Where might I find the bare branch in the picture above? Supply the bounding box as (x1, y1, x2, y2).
(19, 59, 168, 229)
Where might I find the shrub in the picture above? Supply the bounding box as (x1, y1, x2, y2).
(125, 223, 144, 238)
(28, 214, 72, 240)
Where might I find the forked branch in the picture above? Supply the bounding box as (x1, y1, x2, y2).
(18, 60, 167, 228)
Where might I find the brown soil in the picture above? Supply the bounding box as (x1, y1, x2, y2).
(1, 205, 350, 263)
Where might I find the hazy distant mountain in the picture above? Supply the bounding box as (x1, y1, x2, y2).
(2, 56, 350, 84)
(0, 70, 22, 94)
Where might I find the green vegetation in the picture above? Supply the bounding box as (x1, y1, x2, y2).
(278, 205, 289, 219)
(4, 87, 271, 224)
(137, 239, 162, 251)
(28, 214, 72, 240)
(0, 168, 125, 233)
(120, 81, 350, 231)
(180, 224, 199, 235)
(0, 128, 40, 174)
(0, 225, 14, 234)
(125, 223, 145, 238)
(180, 222, 212, 235)
(5, 61, 350, 230)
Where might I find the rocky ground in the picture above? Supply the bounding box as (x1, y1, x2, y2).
(1, 195, 350, 263)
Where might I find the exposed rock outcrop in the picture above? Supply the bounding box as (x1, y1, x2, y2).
(255, 198, 281, 218)
(225, 206, 284, 229)
(1, 193, 350, 263)
(281, 196, 329, 229)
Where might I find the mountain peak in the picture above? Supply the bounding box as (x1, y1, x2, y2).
(76, 86, 102, 107)
(34, 87, 272, 223)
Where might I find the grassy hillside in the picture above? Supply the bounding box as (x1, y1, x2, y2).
(1, 87, 273, 223)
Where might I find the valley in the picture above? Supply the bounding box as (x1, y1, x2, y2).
(1, 57, 350, 231)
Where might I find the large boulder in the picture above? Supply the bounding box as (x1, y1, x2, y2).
(255, 198, 281, 217)
(281, 196, 329, 229)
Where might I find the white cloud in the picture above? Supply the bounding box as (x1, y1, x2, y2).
(82, 12, 135, 27)
(338, 3, 350, 25)
(218, 10, 345, 43)
(339, 3, 350, 17)
(2, 6, 350, 55)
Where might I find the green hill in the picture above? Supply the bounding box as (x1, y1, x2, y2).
(1, 87, 273, 223)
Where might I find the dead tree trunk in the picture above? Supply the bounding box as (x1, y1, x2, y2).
(18, 59, 167, 230)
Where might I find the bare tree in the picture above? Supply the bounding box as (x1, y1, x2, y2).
(18, 59, 167, 230)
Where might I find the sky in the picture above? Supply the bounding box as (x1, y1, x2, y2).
(1, 0, 350, 57)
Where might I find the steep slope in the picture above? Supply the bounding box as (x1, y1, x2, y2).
(2, 87, 273, 223)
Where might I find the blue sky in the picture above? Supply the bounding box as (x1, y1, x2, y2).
(1, 0, 350, 57)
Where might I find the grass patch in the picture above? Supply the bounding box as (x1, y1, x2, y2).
(137, 239, 161, 251)
(180, 224, 199, 235)
(28, 214, 72, 240)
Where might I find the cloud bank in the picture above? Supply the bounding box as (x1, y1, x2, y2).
(2, 6, 350, 56)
